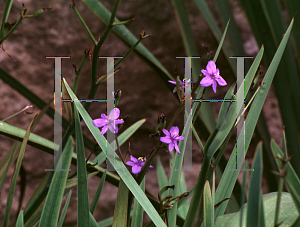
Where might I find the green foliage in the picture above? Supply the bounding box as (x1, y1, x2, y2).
(0, 0, 300, 226)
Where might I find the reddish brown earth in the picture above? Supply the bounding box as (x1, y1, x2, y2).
(0, 0, 282, 226)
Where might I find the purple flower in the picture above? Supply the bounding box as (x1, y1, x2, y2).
(168, 79, 191, 93)
(126, 155, 153, 174)
(200, 60, 227, 93)
(160, 126, 184, 154)
(92, 108, 124, 135)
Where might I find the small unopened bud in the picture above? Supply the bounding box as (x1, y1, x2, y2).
(115, 89, 122, 106)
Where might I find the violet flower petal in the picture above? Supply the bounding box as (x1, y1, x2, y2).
(92, 118, 107, 127)
(160, 136, 172, 144)
(216, 76, 227, 86)
(200, 77, 213, 87)
(132, 165, 142, 174)
(169, 143, 175, 152)
(201, 69, 211, 77)
(212, 80, 217, 93)
(162, 128, 170, 136)
(170, 126, 179, 135)
(174, 142, 180, 154)
(100, 125, 108, 135)
(206, 60, 216, 73)
(109, 108, 120, 120)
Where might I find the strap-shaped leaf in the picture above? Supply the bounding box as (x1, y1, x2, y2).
(39, 138, 74, 227)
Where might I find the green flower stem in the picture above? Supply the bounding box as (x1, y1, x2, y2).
(83, 0, 121, 112)
(274, 176, 284, 226)
(114, 37, 142, 68)
(71, 4, 97, 44)
(183, 155, 212, 227)
(0, 16, 23, 44)
(113, 17, 135, 26)
(0, 0, 14, 39)
(73, 48, 90, 94)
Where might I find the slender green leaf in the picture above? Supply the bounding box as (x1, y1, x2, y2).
(178, 171, 188, 218)
(213, 18, 230, 63)
(64, 78, 166, 227)
(90, 171, 106, 214)
(246, 142, 263, 227)
(0, 142, 21, 194)
(16, 210, 24, 227)
(90, 212, 99, 227)
(74, 107, 90, 227)
(57, 190, 72, 227)
(3, 116, 36, 227)
(39, 138, 73, 227)
(203, 180, 212, 227)
(112, 179, 129, 227)
(132, 178, 145, 227)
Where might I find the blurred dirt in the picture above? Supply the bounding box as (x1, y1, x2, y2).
(0, 0, 282, 226)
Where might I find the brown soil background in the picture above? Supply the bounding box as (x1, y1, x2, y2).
(0, 0, 282, 226)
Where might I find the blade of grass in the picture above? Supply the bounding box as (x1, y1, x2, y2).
(74, 107, 90, 227)
(203, 180, 212, 227)
(112, 179, 129, 227)
(57, 190, 72, 227)
(16, 210, 24, 227)
(89, 212, 99, 227)
(0, 141, 21, 195)
(90, 170, 106, 214)
(131, 177, 145, 227)
(246, 142, 263, 227)
(3, 115, 37, 227)
(178, 171, 188, 218)
(64, 78, 166, 227)
(39, 138, 73, 227)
